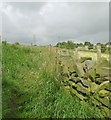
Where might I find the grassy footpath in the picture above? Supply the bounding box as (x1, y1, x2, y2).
(2, 43, 104, 118)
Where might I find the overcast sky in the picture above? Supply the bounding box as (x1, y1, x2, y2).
(2, 2, 109, 45)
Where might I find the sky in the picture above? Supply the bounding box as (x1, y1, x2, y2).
(1, 2, 109, 45)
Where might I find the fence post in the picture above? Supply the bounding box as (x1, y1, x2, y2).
(66, 49, 69, 56)
(74, 48, 78, 63)
(97, 45, 101, 61)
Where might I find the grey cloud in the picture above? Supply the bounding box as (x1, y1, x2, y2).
(2, 2, 109, 45)
(5, 2, 46, 14)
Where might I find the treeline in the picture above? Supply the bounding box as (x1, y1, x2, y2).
(56, 41, 110, 53)
(2, 40, 110, 53)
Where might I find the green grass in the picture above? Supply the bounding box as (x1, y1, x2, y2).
(0, 43, 2, 119)
(2, 43, 104, 118)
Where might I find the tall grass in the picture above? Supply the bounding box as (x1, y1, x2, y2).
(2, 43, 104, 118)
(0, 43, 2, 119)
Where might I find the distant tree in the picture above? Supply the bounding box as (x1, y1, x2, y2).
(101, 44, 106, 53)
(79, 43, 83, 46)
(14, 42, 20, 45)
(84, 41, 92, 46)
(105, 42, 111, 53)
(56, 42, 61, 47)
(88, 44, 94, 50)
(105, 42, 111, 47)
(96, 43, 101, 46)
(76, 43, 84, 47)
(56, 41, 76, 49)
(62, 42, 67, 48)
(56, 41, 95, 50)
(96, 43, 107, 53)
(2, 40, 7, 45)
(84, 41, 94, 50)
(67, 41, 74, 49)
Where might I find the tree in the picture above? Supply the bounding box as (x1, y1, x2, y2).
(101, 44, 106, 53)
(2, 40, 7, 45)
(56, 41, 76, 49)
(84, 41, 94, 50)
(84, 41, 92, 46)
(67, 41, 74, 49)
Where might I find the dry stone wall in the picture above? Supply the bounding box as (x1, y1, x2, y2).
(58, 48, 111, 117)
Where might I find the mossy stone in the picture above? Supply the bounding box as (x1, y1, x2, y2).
(90, 82, 99, 93)
(99, 89, 109, 97)
(77, 82, 90, 95)
(74, 63, 84, 77)
(70, 88, 86, 100)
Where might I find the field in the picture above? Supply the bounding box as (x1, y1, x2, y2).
(2, 43, 109, 118)
(78, 51, 109, 61)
